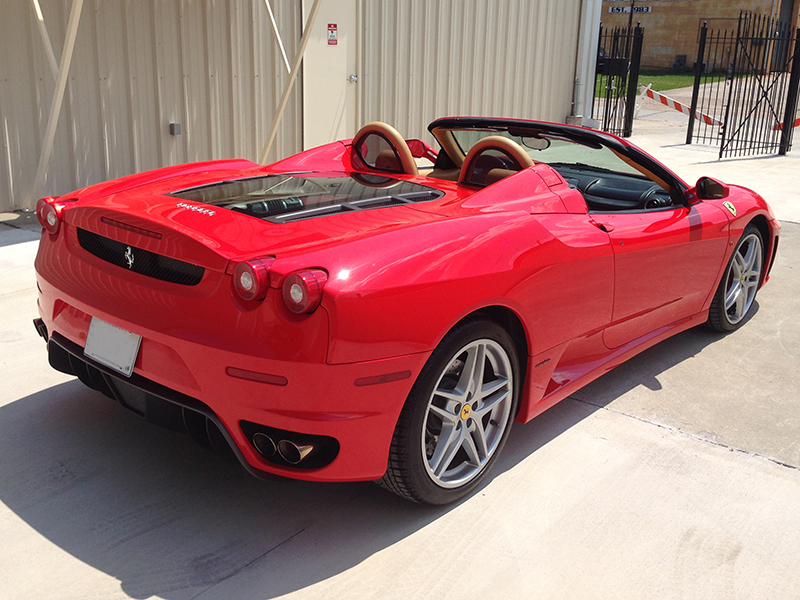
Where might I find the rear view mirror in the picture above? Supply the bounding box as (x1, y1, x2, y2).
(521, 136, 550, 151)
(696, 176, 729, 199)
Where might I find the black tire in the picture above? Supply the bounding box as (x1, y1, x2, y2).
(707, 224, 764, 332)
(378, 318, 519, 505)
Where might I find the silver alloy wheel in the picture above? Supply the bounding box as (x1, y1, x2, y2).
(724, 232, 763, 325)
(421, 339, 513, 488)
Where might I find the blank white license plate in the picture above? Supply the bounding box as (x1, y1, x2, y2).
(84, 317, 142, 377)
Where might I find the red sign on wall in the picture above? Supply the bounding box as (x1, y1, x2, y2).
(328, 23, 338, 46)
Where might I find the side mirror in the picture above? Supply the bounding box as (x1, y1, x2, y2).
(695, 176, 729, 200)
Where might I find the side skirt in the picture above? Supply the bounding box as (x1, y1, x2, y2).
(516, 311, 707, 424)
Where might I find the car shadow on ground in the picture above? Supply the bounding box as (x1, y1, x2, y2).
(494, 316, 738, 473)
(0, 320, 738, 599)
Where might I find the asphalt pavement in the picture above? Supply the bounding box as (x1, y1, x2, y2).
(1, 119, 799, 599)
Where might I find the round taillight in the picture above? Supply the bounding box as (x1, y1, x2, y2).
(233, 257, 273, 301)
(282, 269, 328, 314)
(36, 197, 63, 234)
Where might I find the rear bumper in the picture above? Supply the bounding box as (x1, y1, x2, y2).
(43, 329, 283, 480)
(34, 289, 429, 483)
(34, 223, 431, 481)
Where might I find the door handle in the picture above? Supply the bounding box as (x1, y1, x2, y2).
(347, 74, 358, 83)
(589, 218, 614, 233)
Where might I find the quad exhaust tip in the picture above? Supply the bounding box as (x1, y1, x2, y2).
(252, 433, 314, 465)
(278, 440, 314, 464)
(252, 432, 277, 457)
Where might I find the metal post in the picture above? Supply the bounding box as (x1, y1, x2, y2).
(263, 0, 291, 74)
(687, 22, 708, 144)
(259, 0, 323, 164)
(30, 0, 84, 202)
(779, 29, 800, 155)
(720, 12, 745, 159)
(591, 22, 603, 121)
(30, 0, 59, 80)
(622, 24, 643, 137)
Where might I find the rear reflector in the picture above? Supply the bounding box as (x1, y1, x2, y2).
(354, 370, 412, 387)
(226, 366, 287, 386)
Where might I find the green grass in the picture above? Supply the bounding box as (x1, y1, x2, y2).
(595, 70, 697, 97)
(636, 70, 697, 92)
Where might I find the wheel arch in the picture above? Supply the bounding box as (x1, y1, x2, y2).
(745, 214, 772, 285)
(449, 305, 530, 413)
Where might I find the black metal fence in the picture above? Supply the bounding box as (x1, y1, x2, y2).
(687, 12, 800, 157)
(593, 24, 644, 137)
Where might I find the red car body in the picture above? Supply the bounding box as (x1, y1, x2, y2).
(34, 117, 780, 503)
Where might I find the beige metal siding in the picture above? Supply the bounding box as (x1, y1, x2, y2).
(2, 0, 585, 213)
(359, 0, 582, 142)
(0, 0, 302, 211)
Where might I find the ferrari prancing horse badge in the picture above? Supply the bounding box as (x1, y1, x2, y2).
(723, 201, 737, 217)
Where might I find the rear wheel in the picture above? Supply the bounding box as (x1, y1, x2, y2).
(707, 224, 764, 332)
(379, 319, 519, 505)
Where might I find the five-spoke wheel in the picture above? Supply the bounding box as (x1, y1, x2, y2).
(708, 224, 764, 331)
(422, 338, 514, 488)
(379, 319, 519, 504)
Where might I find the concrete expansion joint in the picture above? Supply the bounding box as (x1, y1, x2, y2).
(0, 221, 26, 232)
(570, 396, 799, 473)
(186, 527, 309, 600)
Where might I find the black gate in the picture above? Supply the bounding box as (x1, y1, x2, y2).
(593, 24, 644, 137)
(687, 12, 800, 157)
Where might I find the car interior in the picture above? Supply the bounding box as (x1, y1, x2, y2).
(351, 121, 682, 213)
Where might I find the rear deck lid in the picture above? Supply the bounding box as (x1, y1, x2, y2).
(64, 172, 449, 274)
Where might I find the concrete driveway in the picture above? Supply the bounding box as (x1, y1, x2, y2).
(1, 123, 799, 599)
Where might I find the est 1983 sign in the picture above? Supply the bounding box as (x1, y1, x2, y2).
(610, 5, 652, 12)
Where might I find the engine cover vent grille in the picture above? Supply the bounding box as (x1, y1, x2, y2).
(77, 228, 205, 286)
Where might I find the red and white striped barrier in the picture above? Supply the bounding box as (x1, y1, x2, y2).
(773, 117, 800, 131)
(638, 85, 724, 126)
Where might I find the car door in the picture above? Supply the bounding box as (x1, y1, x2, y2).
(594, 202, 730, 349)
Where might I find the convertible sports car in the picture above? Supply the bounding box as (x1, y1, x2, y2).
(33, 117, 779, 504)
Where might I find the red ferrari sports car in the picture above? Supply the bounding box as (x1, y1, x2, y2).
(34, 117, 779, 504)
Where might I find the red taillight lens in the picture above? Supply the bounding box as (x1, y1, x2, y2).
(233, 257, 274, 301)
(282, 269, 328, 314)
(36, 197, 64, 234)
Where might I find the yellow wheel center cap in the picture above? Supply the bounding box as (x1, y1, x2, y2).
(461, 404, 472, 420)
(740, 275, 746, 285)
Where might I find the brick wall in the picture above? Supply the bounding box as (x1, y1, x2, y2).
(600, 0, 799, 70)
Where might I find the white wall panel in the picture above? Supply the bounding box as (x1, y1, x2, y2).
(0, 0, 302, 211)
(360, 0, 582, 143)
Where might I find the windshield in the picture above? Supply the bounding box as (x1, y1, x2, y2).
(451, 129, 643, 177)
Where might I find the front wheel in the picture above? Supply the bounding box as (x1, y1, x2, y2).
(707, 224, 764, 332)
(379, 319, 519, 505)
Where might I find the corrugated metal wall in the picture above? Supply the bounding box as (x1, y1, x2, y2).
(1, 0, 584, 213)
(0, 0, 302, 211)
(359, 0, 582, 143)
